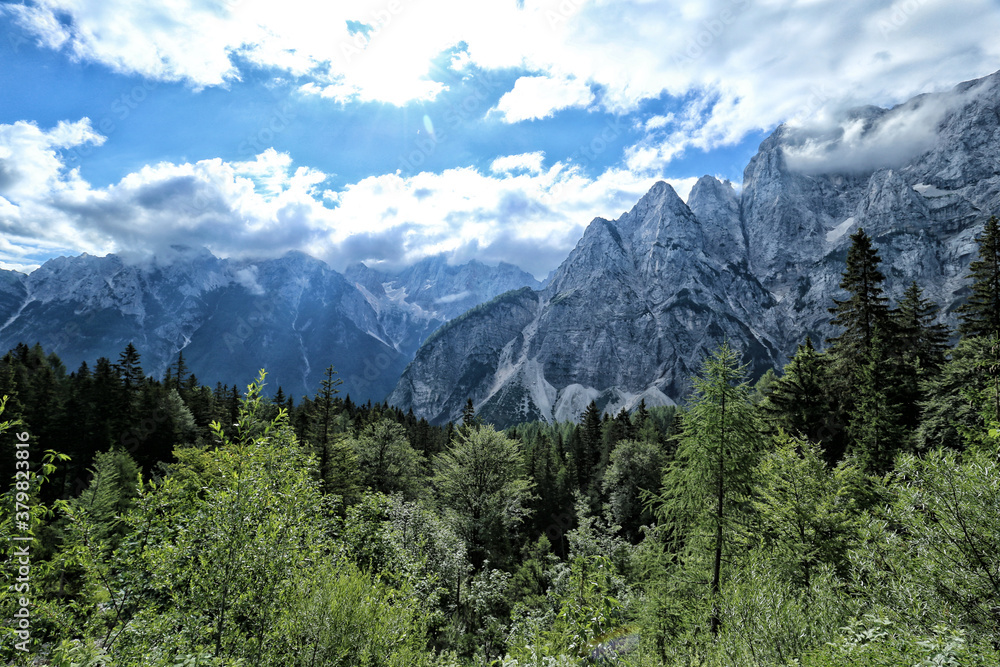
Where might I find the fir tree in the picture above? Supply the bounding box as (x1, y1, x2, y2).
(957, 215, 1000, 340)
(763, 336, 846, 463)
(827, 228, 893, 363)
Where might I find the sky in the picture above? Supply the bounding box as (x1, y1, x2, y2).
(0, 0, 998, 277)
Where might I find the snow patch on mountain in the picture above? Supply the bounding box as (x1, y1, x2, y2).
(826, 217, 856, 243)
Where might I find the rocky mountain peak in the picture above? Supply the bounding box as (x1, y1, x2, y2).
(687, 175, 745, 262)
(390, 69, 1000, 426)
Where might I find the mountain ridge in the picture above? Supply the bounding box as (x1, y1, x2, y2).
(389, 68, 1000, 426)
(0, 248, 541, 402)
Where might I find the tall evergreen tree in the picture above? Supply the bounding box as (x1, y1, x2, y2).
(955, 216, 1000, 427)
(115, 342, 144, 392)
(579, 400, 603, 490)
(957, 215, 1000, 340)
(461, 398, 477, 429)
(172, 350, 190, 393)
(895, 282, 950, 378)
(763, 336, 846, 462)
(893, 282, 950, 430)
(827, 228, 893, 364)
(849, 329, 908, 475)
(308, 365, 345, 494)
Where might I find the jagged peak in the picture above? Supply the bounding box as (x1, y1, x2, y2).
(689, 175, 737, 203)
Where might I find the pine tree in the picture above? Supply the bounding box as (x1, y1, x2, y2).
(827, 228, 893, 364)
(957, 215, 1000, 340)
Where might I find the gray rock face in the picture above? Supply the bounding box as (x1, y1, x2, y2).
(344, 255, 542, 358)
(0, 269, 27, 323)
(391, 69, 1000, 426)
(390, 182, 781, 426)
(0, 247, 539, 402)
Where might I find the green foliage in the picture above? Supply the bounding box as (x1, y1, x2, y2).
(652, 342, 765, 636)
(847, 329, 909, 475)
(433, 424, 534, 570)
(799, 615, 999, 667)
(753, 432, 862, 587)
(827, 227, 893, 364)
(918, 335, 998, 450)
(78, 371, 342, 664)
(337, 492, 469, 633)
(602, 438, 667, 542)
(350, 418, 425, 498)
(851, 446, 1000, 635)
(272, 558, 430, 667)
(761, 337, 845, 462)
(958, 215, 1000, 340)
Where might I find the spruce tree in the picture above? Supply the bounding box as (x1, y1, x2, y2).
(763, 336, 846, 463)
(115, 343, 144, 424)
(827, 228, 893, 363)
(894, 281, 950, 378)
(461, 398, 477, 429)
(893, 282, 950, 431)
(309, 365, 344, 493)
(849, 328, 907, 475)
(579, 400, 603, 493)
(957, 215, 1000, 340)
(115, 342, 144, 392)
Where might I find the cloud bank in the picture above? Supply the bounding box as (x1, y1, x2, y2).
(5, 0, 999, 171)
(0, 119, 706, 277)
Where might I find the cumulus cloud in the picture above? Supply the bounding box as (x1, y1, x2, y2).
(492, 75, 595, 122)
(0, 119, 664, 278)
(490, 152, 546, 175)
(7, 0, 996, 158)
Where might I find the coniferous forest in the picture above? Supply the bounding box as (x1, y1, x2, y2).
(2, 217, 1000, 665)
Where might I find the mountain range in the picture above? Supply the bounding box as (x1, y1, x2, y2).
(3, 69, 997, 424)
(0, 248, 539, 402)
(389, 70, 1000, 425)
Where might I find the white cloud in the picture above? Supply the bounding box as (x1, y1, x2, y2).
(492, 75, 595, 122)
(490, 152, 546, 175)
(5, 0, 998, 157)
(781, 79, 994, 174)
(0, 119, 664, 278)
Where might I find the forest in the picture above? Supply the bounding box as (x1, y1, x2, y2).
(1, 216, 999, 666)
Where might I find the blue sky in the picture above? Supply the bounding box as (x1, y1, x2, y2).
(1, 0, 998, 277)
